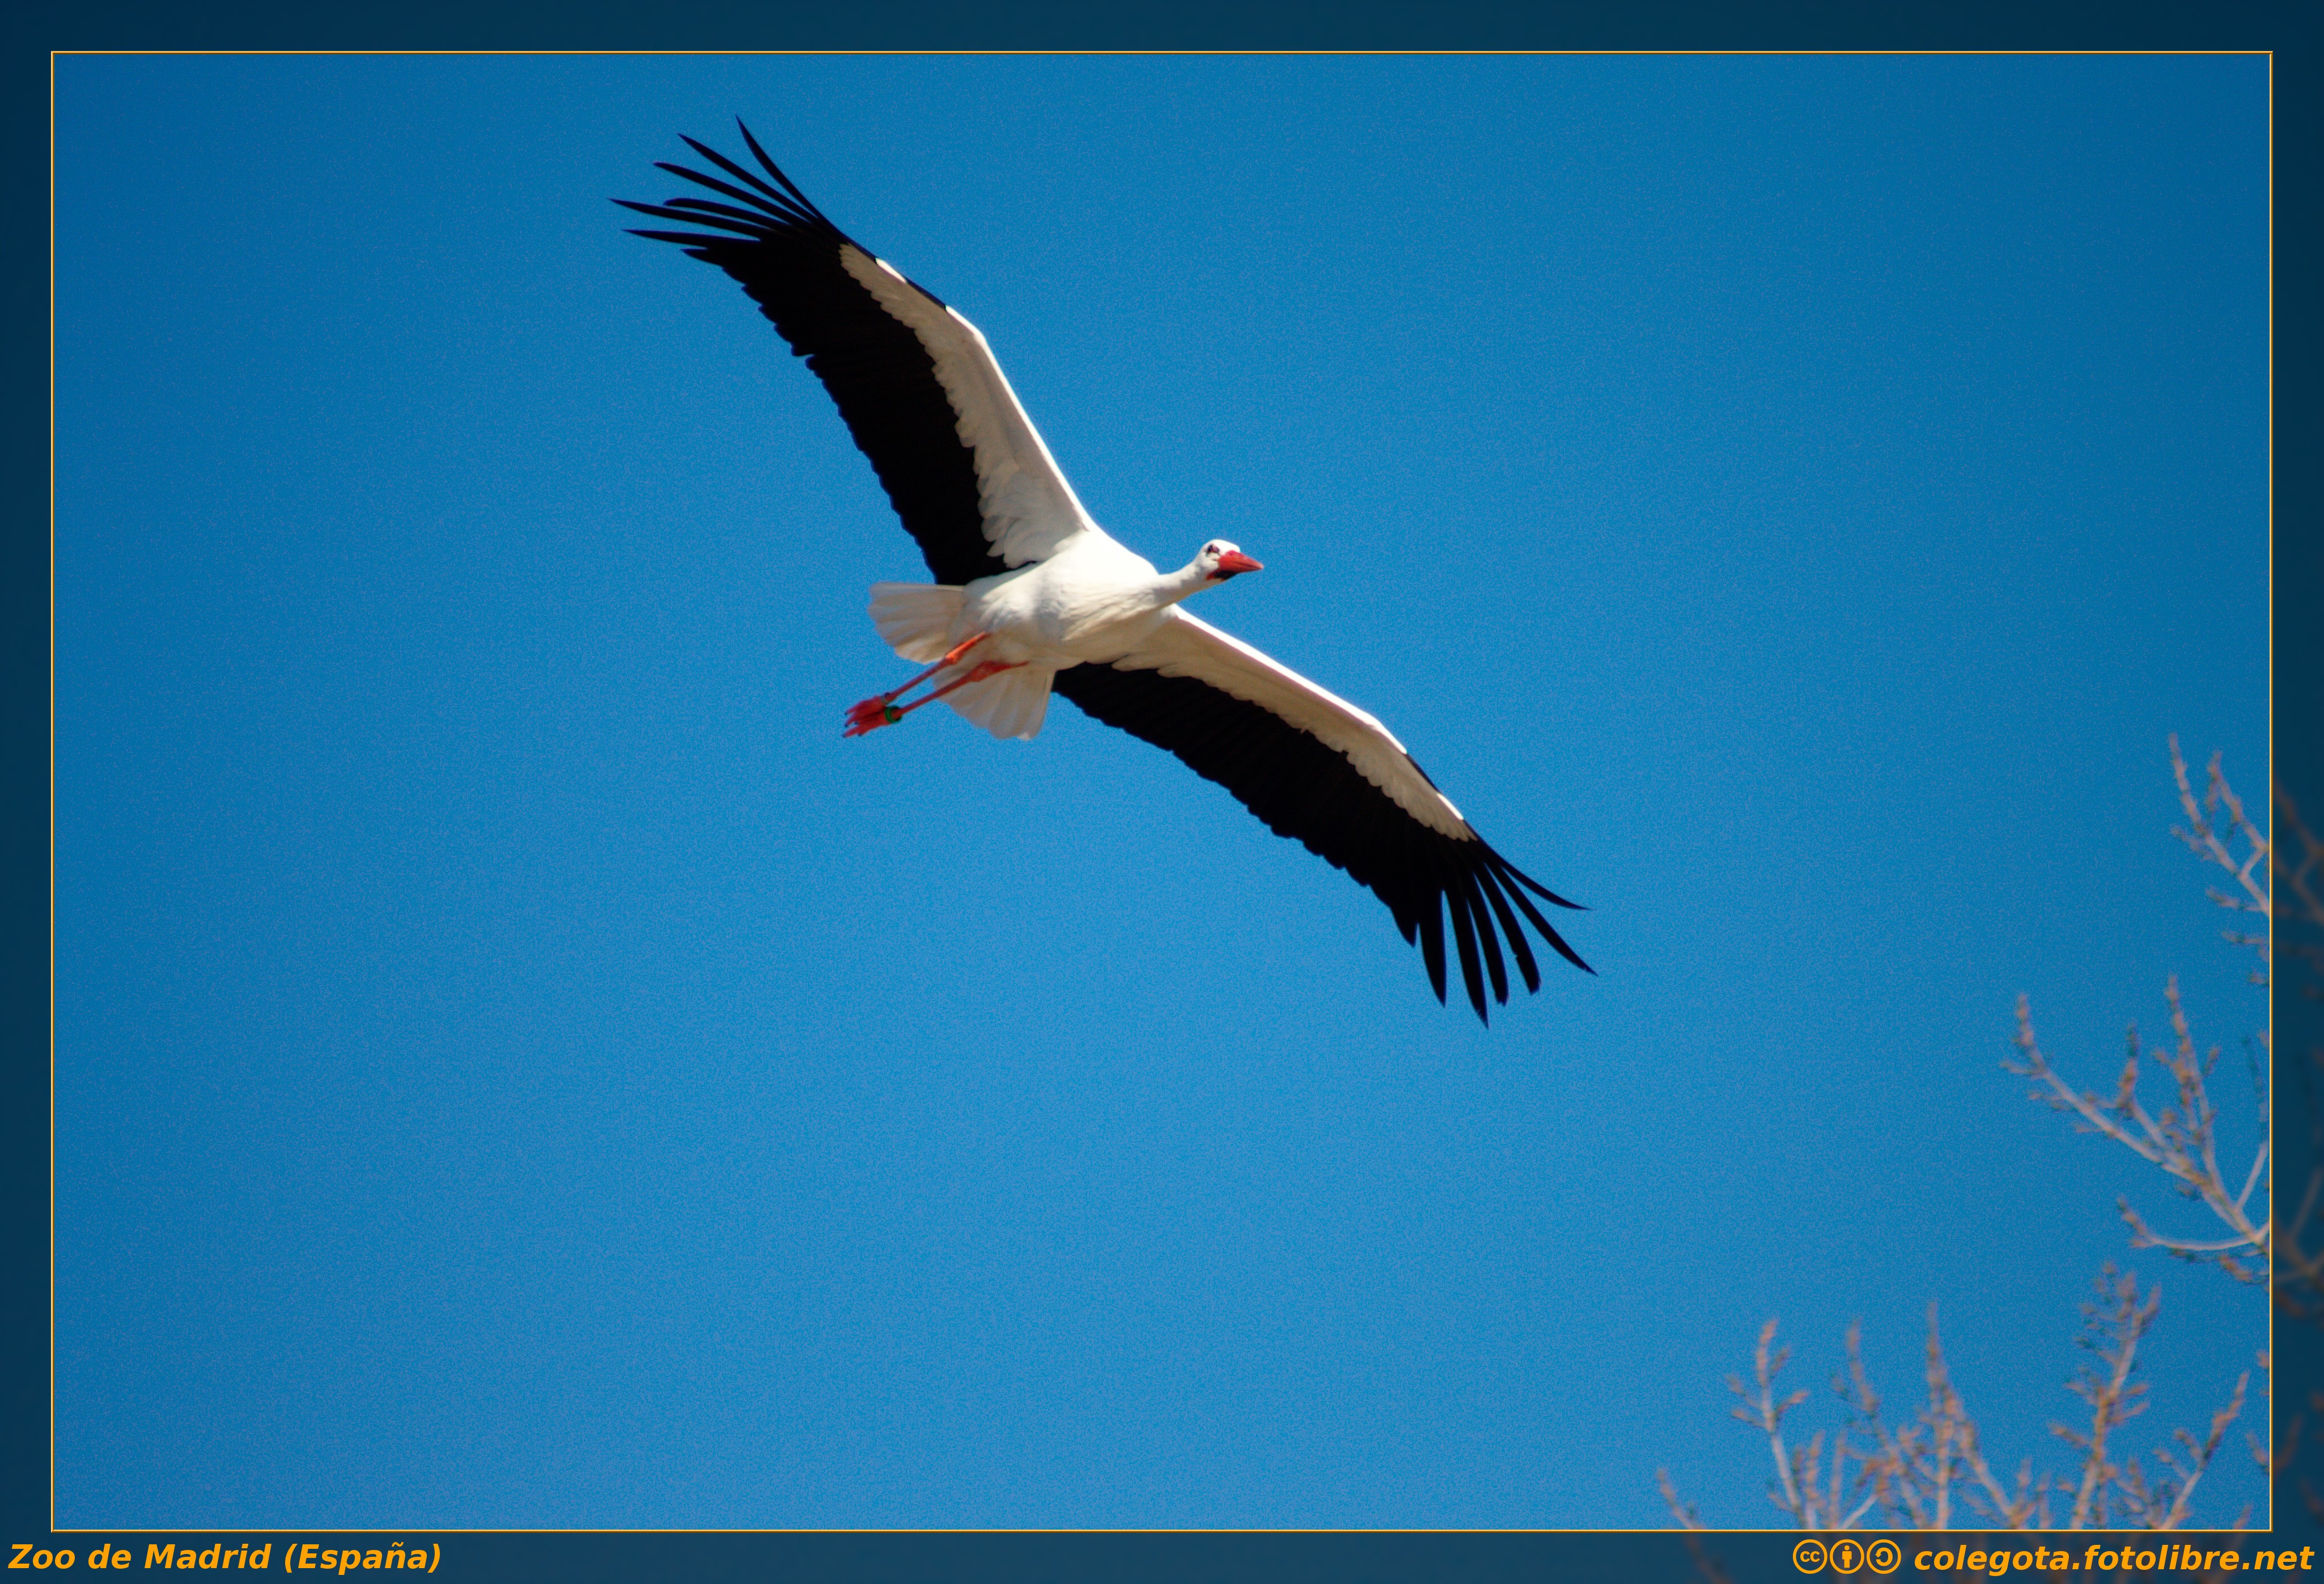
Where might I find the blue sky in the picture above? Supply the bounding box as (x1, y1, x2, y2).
(54, 53, 2270, 1529)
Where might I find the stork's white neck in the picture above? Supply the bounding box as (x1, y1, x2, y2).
(1159, 559, 1223, 605)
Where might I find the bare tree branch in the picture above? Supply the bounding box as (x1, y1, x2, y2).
(1727, 1318, 1812, 1522)
(2053, 1266, 2154, 1529)
(2271, 782, 2322, 994)
(1656, 1467, 1708, 1531)
(1680, 1274, 2249, 1531)
(2170, 736, 2271, 981)
(1669, 742, 2276, 1530)
(2009, 985, 2267, 1281)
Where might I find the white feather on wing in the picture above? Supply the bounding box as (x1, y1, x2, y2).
(841, 245, 1111, 570)
(1103, 609, 1473, 840)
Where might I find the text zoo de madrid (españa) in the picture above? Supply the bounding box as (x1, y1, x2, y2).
(9, 1543, 442, 1573)
(1793, 1540, 2322, 1575)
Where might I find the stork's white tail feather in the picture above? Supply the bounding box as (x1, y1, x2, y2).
(868, 583, 966, 663)
(866, 581, 1051, 739)
(945, 663, 1051, 740)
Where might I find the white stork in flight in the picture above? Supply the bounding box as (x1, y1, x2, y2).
(622, 124, 1591, 1022)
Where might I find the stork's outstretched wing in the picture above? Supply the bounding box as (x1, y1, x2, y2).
(1066, 609, 1591, 1022)
(621, 124, 1106, 585)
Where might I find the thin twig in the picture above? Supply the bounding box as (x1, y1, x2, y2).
(2009, 989, 2267, 1281)
(2053, 1266, 2155, 1529)
(2170, 736, 2271, 981)
(1728, 1318, 1811, 1522)
(1657, 1467, 1707, 1531)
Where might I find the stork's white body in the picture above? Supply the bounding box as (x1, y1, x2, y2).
(868, 536, 1237, 743)
(960, 535, 1191, 667)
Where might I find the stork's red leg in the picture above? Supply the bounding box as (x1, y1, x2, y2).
(846, 659, 1025, 735)
(845, 633, 993, 735)
(892, 659, 1024, 721)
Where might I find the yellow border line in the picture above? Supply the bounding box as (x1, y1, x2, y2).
(41, 47, 2287, 55)
(2264, 44, 2276, 1536)
(44, 45, 2281, 1541)
(49, 44, 60, 1545)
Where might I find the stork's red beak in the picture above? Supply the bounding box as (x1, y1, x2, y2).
(1214, 551, 1263, 579)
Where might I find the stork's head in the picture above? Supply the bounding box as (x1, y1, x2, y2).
(1197, 540, 1263, 583)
